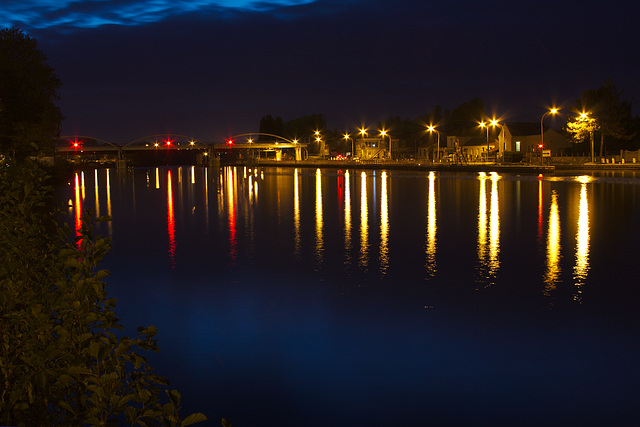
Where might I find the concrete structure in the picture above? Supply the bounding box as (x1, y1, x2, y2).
(355, 136, 392, 160)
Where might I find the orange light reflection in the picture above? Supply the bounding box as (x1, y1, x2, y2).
(74, 172, 82, 248)
(167, 170, 176, 267)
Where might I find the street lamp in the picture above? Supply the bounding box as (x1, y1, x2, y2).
(357, 127, 367, 159)
(344, 132, 353, 158)
(380, 129, 392, 159)
(479, 121, 491, 162)
(540, 108, 559, 164)
(427, 125, 440, 162)
(479, 119, 500, 163)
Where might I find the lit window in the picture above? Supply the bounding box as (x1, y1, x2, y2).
(515, 141, 521, 152)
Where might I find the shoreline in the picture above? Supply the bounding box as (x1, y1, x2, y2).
(236, 159, 640, 174)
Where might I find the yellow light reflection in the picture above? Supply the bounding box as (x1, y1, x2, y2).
(191, 165, 196, 184)
(315, 168, 324, 265)
(81, 171, 86, 200)
(155, 167, 160, 189)
(106, 169, 112, 236)
(573, 181, 590, 302)
(425, 171, 437, 276)
(344, 169, 352, 266)
(488, 172, 501, 276)
(294, 168, 301, 255)
(379, 171, 389, 274)
(94, 169, 100, 217)
(477, 173, 488, 272)
(544, 190, 561, 297)
(360, 171, 369, 269)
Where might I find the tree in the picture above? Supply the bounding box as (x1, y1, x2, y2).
(566, 78, 636, 154)
(0, 28, 63, 159)
(564, 111, 599, 160)
(0, 161, 207, 426)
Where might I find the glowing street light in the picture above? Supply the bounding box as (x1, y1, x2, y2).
(479, 119, 500, 163)
(344, 132, 354, 158)
(540, 108, 559, 163)
(380, 129, 392, 159)
(427, 125, 440, 162)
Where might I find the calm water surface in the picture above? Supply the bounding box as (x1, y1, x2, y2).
(57, 166, 640, 426)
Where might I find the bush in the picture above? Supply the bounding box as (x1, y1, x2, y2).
(0, 161, 206, 426)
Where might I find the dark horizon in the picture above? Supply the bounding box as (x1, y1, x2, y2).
(5, 0, 639, 144)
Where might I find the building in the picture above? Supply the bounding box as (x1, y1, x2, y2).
(500, 122, 571, 156)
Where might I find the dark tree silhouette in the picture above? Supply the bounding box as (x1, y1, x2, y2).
(0, 28, 63, 159)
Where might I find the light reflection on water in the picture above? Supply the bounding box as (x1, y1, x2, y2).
(60, 166, 640, 426)
(573, 178, 591, 302)
(343, 169, 352, 267)
(315, 168, 324, 265)
(425, 171, 436, 276)
(359, 171, 368, 270)
(68, 166, 603, 295)
(66, 166, 605, 299)
(544, 190, 561, 298)
(379, 171, 389, 274)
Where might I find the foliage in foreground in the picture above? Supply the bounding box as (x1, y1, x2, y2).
(0, 161, 206, 426)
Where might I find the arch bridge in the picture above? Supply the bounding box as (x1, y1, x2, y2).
(56, 132, 308, 164)
(215, 133, 308, 161)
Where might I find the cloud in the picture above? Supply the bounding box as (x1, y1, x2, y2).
(1, 0, 318, 29)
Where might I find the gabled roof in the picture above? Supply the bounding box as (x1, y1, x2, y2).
(504, 122, 543, 136)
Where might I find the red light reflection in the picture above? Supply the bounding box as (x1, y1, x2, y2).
(167, 170, 176, 267)
(537, 175, 543, 245)
(226, 168, 237, 260)
(74, 172, 82, 247)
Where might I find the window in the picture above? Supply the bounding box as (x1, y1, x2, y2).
(515, 141, 521, 152)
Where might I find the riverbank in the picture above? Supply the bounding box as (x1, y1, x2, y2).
(237, 159, 640, 174)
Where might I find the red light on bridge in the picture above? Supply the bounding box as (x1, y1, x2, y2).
(165, 139, 174, 146)
(226, 139, 235, 145)
(70, 138, 81, 148)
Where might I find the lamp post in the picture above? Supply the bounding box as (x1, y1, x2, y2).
(479, 120, 500, 163)
(427, 125, 440, 162)
(380, 129, 391, 159)
(489, 119, 502, 163)
(540, 108, 558, 165)
(344, 133, 353, 158)
(479, 119, 501, 163)
(358, 127, 367, 159)
(479, 121, 488, 162)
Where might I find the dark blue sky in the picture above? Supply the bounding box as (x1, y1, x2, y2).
(4, 0, 639, 143)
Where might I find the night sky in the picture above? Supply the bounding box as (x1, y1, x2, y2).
(4, 0, 639, 144)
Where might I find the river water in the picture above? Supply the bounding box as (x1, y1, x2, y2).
(57, 165, 640, 426)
